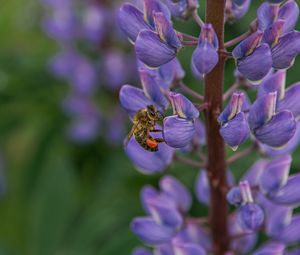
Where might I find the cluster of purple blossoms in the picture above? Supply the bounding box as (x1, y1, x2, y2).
(118, 0, 300, 254)
(41, 0, 137, 144)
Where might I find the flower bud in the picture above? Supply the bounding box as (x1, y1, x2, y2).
(191, 24, 219, 79)
(238, 203, 264, 230)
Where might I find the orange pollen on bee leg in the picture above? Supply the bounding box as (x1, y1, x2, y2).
(146, 139, 158, 149)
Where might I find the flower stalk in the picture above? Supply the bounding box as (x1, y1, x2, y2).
(204, 1, 229, 254)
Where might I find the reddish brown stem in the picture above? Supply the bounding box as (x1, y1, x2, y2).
(204, 1, 229, 254)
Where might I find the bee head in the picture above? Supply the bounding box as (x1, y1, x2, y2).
(146, 105, 164, 120)
(146, 105, 158, 120)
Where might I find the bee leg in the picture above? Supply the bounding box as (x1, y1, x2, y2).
(154, 138, 165, 143)
(151, 130, 162, 132)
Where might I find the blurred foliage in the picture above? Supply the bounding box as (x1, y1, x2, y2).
(0, 0, 300, 255)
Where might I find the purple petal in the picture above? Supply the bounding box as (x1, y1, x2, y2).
(148, 195, 183, 229)
(269, 174, 300, 206)
(158, 58, 185, 88)
(227, 187, 243, 206)
(258, 70, 286, 100)
(229, 214, 257, 254)
(226, 0, 251, 22)
(191, 41, 218, 79)
(138, 58, 185, 89)
(140, 69, 169, 110)
(278, 0, 299, 33)
(155, 243, 174, 255)
(173, 242, 206, 255)
(220, 112, 250, 150)
(153, 12, 181, 49)
(194, 119, 206, 145)
(236, 43, 272, 82)
(254, 110, 297, 147)
(249, 92, 277, 130)
(175, 220, 212, 251)
(195, 169, 210, 206)
(261, 197, 293, 238)
(199, 23, 218, 49)
(119, 85, 153, 117)
(131, 217, 175, 245)
(159, 175, 192, 212)
(143, 0, 171, 28)
(163, 116, 195, 148)
(253, 241, 285, 255)
(257, 2, 279, 31)
(260, 121, 300, 157)
(262, 19, 284, 47)
(132, 247, 153, 255)
(140, 185, 159, 214)
(118, 4, 151, 42)
(286, 248, 300, 255)
(278, 214, 300, 244)
(169, 92, 199, 119)
(218, 91, 250, 124)
(259, 155, 291, 195)
(272, 31, 300, 69)
(238, 203, 264, 230)
(164, 0, 190, 19)
(125, 137, 174, 174)
(136, 29, 177, 68)
(232, 31, 263, 59)
(241, 159, 267, 186)
(278, 82, 300, 118)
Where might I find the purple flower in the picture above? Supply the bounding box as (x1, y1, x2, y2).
(164, 0, 199, 20)
(268, 173, 300, 206)
(132, 176, 191, 244)
(228, 181, 264, 230)
(229, 214, 257, 254)
(138, 58, 185, 89)
(218, 91, 250, 150)
(259, 155, 291, 195)
(119, 72, 168, 118)
(191, 24, 219, 79)
(131, 217, 175, 245)
(249, 92, 296, 147)
(135, 12, 182, 67)
(163, 92, 199, 148)
(50, 50, 97, 95)
(159, 175, 192, 212)
(42, 5, 78, 41)
(81, 4, 108, 44)
(233, 32, 272, 82)
(225, 0, 251, 23)
(257, 1, 300, 70)
(126, 137, 174, 174)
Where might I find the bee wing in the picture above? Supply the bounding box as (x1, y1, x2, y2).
(123, 123, 138, 148)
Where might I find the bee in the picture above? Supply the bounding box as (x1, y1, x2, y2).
(124, 105, 164, 152)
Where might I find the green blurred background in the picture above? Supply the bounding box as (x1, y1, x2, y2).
(1, 1, 300, 255)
